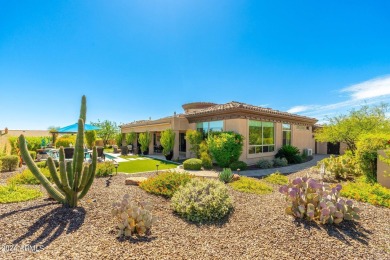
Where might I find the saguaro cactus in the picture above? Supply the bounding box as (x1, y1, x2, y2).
(18, 95, 97, 207)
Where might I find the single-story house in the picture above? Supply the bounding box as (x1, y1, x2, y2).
(120, 101, 318, 165)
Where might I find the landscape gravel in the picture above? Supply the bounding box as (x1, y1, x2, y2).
(0, 169, 389, 260)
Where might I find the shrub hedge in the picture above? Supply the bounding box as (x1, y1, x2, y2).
(229, 161, 247, 171)
(0, 155, 19, 172)
(183, 158, 202, 170)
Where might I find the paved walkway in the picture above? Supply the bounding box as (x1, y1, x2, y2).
(104, 153, 151, 163)
(177, 154, 329, 178)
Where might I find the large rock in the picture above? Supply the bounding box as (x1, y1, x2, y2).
(125, 177, 148, 186)
(232, 174, 240, 181)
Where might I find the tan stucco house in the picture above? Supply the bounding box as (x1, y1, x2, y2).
(120, 101, 318, 165)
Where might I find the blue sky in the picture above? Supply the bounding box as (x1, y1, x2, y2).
(1, 0, 389, 130)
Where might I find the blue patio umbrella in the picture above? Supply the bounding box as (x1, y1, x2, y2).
(57, 123, 100, 133)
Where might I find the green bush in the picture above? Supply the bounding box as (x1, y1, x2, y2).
(185, 129, 203, 157)
(160, 129, 175, 156)
(183, 158, 202, 170)
(263, 172, 288, 185)
(138, 132, 151, 154)
(229, 161, 247, 171)
(0, 155, 19, 172)
(95, 161, 116, 177)
(139, 170, 192, 198)
(0, 183, 42, 203)
(85, 130, 97, 148)
(340, 177, 390, 208)
(8, 168, 52, 185)
(275, 145, 300, 164)
(319, 153, 360, 180)
(273, 157, 288, 167)
(229, 176, 273, 195)
(29, 151, 36, 160)
(257, 159, 274, 169)
(219, 168, 233, 183)
(8, 136, 51, 153)
(291, 154, 303, 164)
(55, 136, 77, 148)
(36, 161, 47, 168)
(355, 133, 390, 182)
(171, 178, 233, 223)
(199, 141, 213, 169)
(207, 131, 244, 167)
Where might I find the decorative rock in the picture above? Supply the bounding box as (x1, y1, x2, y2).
(232, 174, 240, 181)
(125, 177, 148, 186)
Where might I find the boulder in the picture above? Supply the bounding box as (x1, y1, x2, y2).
(232, 174, 240, 181)
(125, 177, 148, 186)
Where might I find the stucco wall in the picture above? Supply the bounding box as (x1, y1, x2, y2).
(292, 125, 315, 153)
(316, 142, 327, 154)
(377, 150, 390, 189)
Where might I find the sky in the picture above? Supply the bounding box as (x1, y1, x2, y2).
(0, 0, 389, 130)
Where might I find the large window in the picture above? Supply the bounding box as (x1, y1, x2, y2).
(282, 123, 291, 146)
(196, 120, 223, 138)
(248, 120, 275, 154)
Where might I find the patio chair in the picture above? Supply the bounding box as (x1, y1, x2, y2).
(127, 145, 133, 154)
(96, 146, 105, 161)
(113, 145, 121, 154)
(121, 146, 128, 156)
(64, 147, 74, 159)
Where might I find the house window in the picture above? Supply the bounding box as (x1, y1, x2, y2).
(248, 120, 275, 154)
(282, 123, 291, 146)
(196, 120, 223, 138)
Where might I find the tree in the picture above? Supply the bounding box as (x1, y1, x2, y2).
(91, 120, 119, 146)
(160, 129, 175, 156)
(185, 129, 203, 158)
(85, 130, 97, 148)
(138, 131, 151, 154)
(126, 131, 137, 145)
(315, 103, 390, 152)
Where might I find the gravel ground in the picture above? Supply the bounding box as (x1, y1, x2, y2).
(0, 169, 389, 260)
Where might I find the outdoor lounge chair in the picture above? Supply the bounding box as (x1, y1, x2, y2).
(96, 146, 105, 161)
(64, 147, 74, 159)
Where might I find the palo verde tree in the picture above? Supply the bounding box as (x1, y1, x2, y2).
(91, 120, 119, 146)
(19, 96, 97, 208)
(315, 103, 390, 152)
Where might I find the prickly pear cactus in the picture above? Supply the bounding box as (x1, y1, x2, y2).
(111, 194, 157, 237)
(279, 176, 360, 224)
(318, 154, 360, 180)
(18, 95, 97, 208)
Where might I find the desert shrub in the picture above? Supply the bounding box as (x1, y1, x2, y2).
(8, 136, 50, 153)
(273, 157, 288, 167)
(8, 168, 52, 185)
(229, 176, 273, 195)
(29, 151, 36, 160)
(56, 136, 77, 148)
(219, 168, 233, 183)
(355, 133, 390, 182)
(111, 194, 157, 237)
(291, 154, 303, 164)
(0, 183, 42, 203)
(95, 161, 116, 177)
(0, 155, 19, 172)
(279, 177, 360, 224)
(139, 170, 192, 198)
(229, 161, 247, 171)
(183, 158, 202, 170)
(36, 161, 47, 168)
(171, 178, 233, 223)
(85, 130, 97, 148)
(257, 159, 274, 169)
(207, 131, 244, 167)
(318, 153, 360, 180)
(341, 177, 390, 208)
(263, 172, 288, 185)
(275, 145, 300, 164)
(185, 129, 203, 157)
(199, 141, 213, 169)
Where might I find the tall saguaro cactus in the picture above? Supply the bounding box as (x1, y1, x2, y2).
(18, 95, 97, 207)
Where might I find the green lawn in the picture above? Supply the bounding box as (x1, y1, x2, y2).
(118, 158, 178, 174)
(119, 155, 139, 159)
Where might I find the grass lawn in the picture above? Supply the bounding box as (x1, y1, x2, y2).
(119, 155, 139, 159)
(118, 158, 178, 173)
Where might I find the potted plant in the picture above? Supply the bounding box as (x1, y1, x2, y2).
(160, 129, 175, 160)
(138, 131, 151, 155)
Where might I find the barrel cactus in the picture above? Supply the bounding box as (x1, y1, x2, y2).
(18, 95, 97, 208)
(279, 176, 360, 224)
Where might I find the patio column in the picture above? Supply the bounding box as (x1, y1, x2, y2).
(149, 132, 155, 155)
(173, 130, 180, 160)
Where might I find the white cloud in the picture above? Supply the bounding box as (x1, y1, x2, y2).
(287, 105, 316, 114)
(286, 74, 390, 122)
(341, 75, 390, 100)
